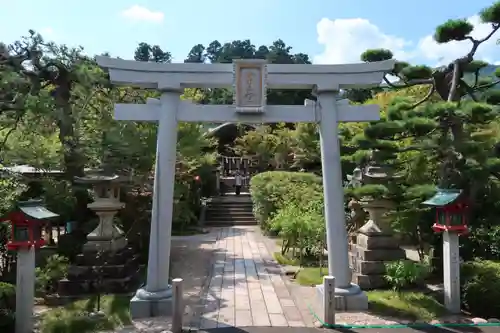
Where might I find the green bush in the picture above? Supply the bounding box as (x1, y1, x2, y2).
(270, 203, 325, 263)
(462, 259, 500, 318)
(39, 295, 131, 333)
(0, 282, 15, 309)
(384, 260, 431, 291)
(250, 171, 325, 263)
(0, 282, 15, 332)
(36, 254, 69, 295)
(250, 171, 323, 230)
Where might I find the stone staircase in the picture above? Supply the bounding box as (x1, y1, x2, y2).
(204, 194, 257, 226)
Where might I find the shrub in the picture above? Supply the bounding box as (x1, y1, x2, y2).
(36, 254, 69, 295)
(462, 259, 500, 318)
(270, 203, 325, 263)
(0, 282, 15, 309)
(353, 184, 390, 199)
(251, 171, 325, 263)
(0, 282, 15, 331)
(384, 259, 431, 291)
(250, 171, 323, 230)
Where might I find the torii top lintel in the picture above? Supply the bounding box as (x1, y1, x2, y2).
(96, 56, 395, 91)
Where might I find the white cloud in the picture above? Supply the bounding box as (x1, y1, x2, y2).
(121, 5, 164, 23)
(314, 18, 413, 64)
(39, 27, 57, 39)
(314, 15, 500, 66)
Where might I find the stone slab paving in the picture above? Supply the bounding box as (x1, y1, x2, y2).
(197, 327, 500, 333)
(197, 226, 309, 329)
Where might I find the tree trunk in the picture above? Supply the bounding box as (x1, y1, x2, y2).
(53, 81, 89, 225)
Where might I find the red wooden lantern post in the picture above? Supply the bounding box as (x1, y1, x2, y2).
(422, 189, 466, 315)
(0, 199, 58, 333)
(427, 197, 469, 236)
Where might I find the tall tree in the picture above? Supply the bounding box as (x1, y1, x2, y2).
(185, 44, 206, 63)
(350, 1, 500, 259)
(134, 42, 172, 63)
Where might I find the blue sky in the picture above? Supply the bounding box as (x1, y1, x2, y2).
(1, 0, 499, 65)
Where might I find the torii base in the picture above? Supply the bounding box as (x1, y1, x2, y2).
(129, 286, 173, 319)
(315, 283, 368, 311)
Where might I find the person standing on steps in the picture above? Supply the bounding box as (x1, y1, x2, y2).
(234, 170, 242, 196)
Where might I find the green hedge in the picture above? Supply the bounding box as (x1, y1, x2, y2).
(250, 171, 325, 262)
(461, 260, 500, 318)
(0, 282, 15, 331)
(250, 171, 323, 230)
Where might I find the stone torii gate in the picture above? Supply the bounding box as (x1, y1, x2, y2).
(96, 56, 395, 318)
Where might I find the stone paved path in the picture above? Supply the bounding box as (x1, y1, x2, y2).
(197, 226, 309, 329)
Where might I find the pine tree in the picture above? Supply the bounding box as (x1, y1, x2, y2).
(349, 1, 500, 256)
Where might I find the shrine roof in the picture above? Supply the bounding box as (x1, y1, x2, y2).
(18, 200, 59, 220)
(422, 189, 463, 207)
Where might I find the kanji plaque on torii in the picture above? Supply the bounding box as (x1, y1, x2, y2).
(233, 59, 267, 113)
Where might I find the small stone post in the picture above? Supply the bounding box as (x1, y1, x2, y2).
(172, 278, 184, 333)
(443, 231, 461, 313)
(323, 276, 336, 326)
(16, 246, 36, 333)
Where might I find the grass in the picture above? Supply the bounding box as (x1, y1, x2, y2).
(295, 267, 325, 286)
(292, 266, 446, 321)
(273, 252, 300, 266)
(368, 290, 447, 321)
(39, 295, 131, 333)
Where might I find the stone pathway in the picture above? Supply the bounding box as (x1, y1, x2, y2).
(196, 226, 309, 329)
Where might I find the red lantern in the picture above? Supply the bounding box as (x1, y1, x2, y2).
(422, 189, 468, 236)
(0, 200, 59, 251)
(194, 175, 200, 182)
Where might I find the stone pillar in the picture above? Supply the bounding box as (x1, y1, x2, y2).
(316, 91, 368, 311)
(351, 199, 405, 289)
(16, 246, 35, 333)
(443, 231, 461, 314)
(130, 91, 180, 319)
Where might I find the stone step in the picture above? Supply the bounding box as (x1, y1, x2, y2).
(206, 215, 255, 221)
(209, 201, 253, 206)
(208, 207, 253, 212)
(205, 214, 256, 221)
(204, 219, 257, 226)
(208, 203, 253, 208)
(206, 209, 253, 216)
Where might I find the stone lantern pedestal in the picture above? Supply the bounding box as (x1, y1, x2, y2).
(75, 174, 127, 252)
(350, 198, 405, 289)
(349, 164, 405, 289)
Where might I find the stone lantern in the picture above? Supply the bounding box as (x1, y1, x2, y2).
(358, 165, 395, 234)
(75, 173, 126, 252)
(349, 162, 405, 289)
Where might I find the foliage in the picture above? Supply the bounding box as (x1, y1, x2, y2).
(349, 1, 500, 262)
(270, 203, 325, 263)
(35, 254, 69, 295)
(461, 225, 500, 260)
(367, 290, 446, 321)
(234, 124, 294, 171)
(0, 282, 15, 331)
(250, 171, 322, 230)
(352, 184, 390, 199)
(461, 259, 500, 318)
(250, 171, 325, 264)
(0, 30, 218, 247)
(384, 260, 431, 291)
(39, 295, 131, 333)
